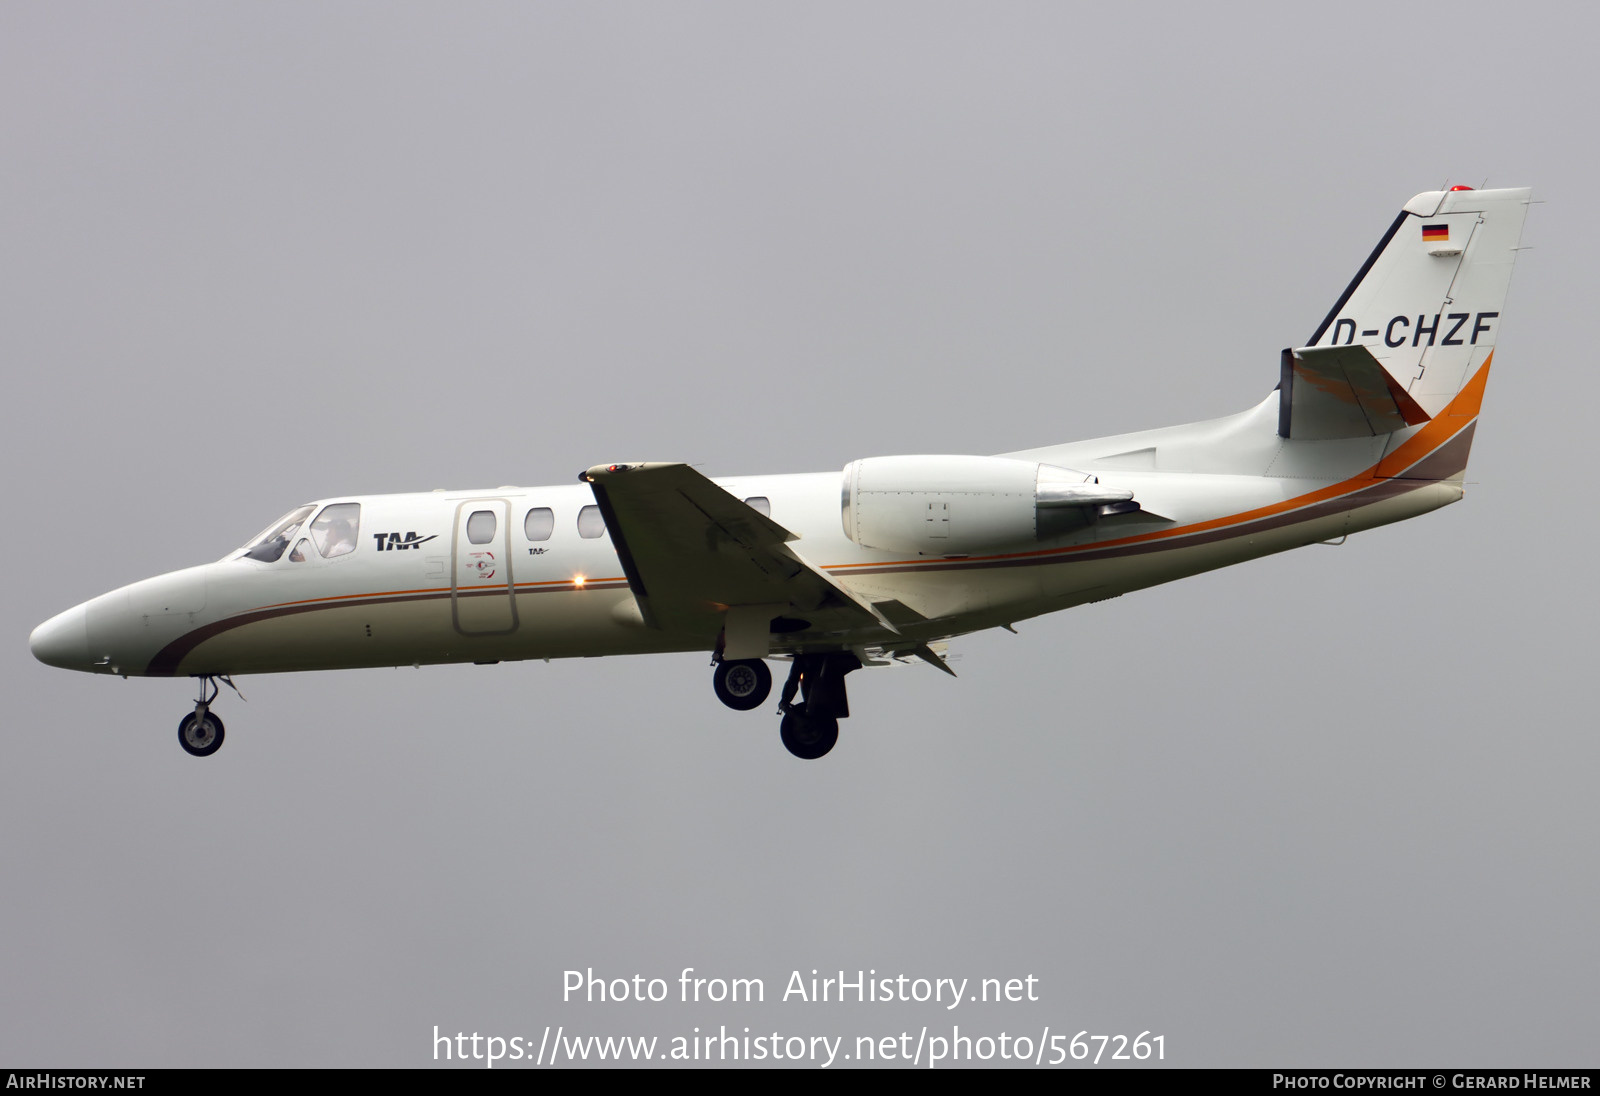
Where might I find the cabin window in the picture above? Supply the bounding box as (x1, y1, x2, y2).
(241, 505, 316, 563)
(466, 510, 497, 545)
(577, 505, 605, 539)
(310, 503, 361, 558)
(524, 507, 554, 542)
(744, 496, 771, 517)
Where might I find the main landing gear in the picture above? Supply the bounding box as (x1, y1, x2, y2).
(178, 675, 240, 758)
(712, 658, 771, 711)
(711, 651, 861, 760)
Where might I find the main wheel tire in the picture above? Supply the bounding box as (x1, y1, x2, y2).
(178, 712, 225, 757)
(779, 709, 838, 760)
(713, 658, 772, 711)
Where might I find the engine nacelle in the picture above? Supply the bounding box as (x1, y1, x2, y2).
(840, 455, 1133, 556)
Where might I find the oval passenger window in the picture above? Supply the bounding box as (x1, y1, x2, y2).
(576, 505, 605, 539)
(524, 507, 554, 542)
(466, 510, 497, 545)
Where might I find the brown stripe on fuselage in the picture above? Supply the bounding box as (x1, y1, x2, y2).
(251, 575, 628, 613)
(1384, 420, 1476, 482)
(144, 579, 630, 676)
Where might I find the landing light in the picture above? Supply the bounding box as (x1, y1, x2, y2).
(573, 575, 587, 588)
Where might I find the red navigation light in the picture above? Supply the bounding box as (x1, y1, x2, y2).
(1449, 185, 1474, 191)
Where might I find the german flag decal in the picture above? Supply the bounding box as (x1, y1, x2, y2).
(1422, 223, 1450, 241)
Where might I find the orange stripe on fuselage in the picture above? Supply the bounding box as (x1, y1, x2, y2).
(251, 576, 630, 613)
(1374, 350, 1490, 478)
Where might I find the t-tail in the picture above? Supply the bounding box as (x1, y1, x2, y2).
(1279, 186, 1531, 480)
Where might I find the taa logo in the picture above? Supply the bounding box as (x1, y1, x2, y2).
(373, 532, 438, 552)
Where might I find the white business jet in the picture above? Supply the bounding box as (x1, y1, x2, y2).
(30, 186, 1531, 759)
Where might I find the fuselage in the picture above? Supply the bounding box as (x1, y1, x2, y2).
(28, 392, 1468, 681)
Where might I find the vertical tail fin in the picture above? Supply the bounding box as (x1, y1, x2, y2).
(1304, 186, 1530, 419)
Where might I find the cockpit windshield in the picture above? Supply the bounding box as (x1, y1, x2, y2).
(239, 505, 316, 563)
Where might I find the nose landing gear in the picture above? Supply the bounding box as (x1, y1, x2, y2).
(177, 676, 240, 757)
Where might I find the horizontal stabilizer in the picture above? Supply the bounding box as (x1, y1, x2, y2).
(1097, 502, 1174, 525)
(1278, 344, 1431, 440)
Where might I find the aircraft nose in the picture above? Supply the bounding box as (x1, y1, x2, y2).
(29, 603, 90, 670)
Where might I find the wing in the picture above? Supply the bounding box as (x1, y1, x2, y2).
(581, 463, 891, 657)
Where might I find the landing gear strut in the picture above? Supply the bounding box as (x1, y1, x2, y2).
(177, 676, 239, 758)
(776, 652, 861, 760)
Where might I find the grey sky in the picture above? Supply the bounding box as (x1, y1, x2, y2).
(3, 1, 1594, 1068)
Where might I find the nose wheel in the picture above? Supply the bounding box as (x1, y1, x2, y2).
(178, 710, 225, 757)
(177, 675, 240, 757)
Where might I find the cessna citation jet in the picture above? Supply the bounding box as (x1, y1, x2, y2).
(30, 186, 1530, 759)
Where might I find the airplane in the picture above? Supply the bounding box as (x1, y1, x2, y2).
(29, 185, 1531, 760)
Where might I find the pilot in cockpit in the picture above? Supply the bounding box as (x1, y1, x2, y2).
(310, 503, 361, 559)
(322, 516, 356, 557)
